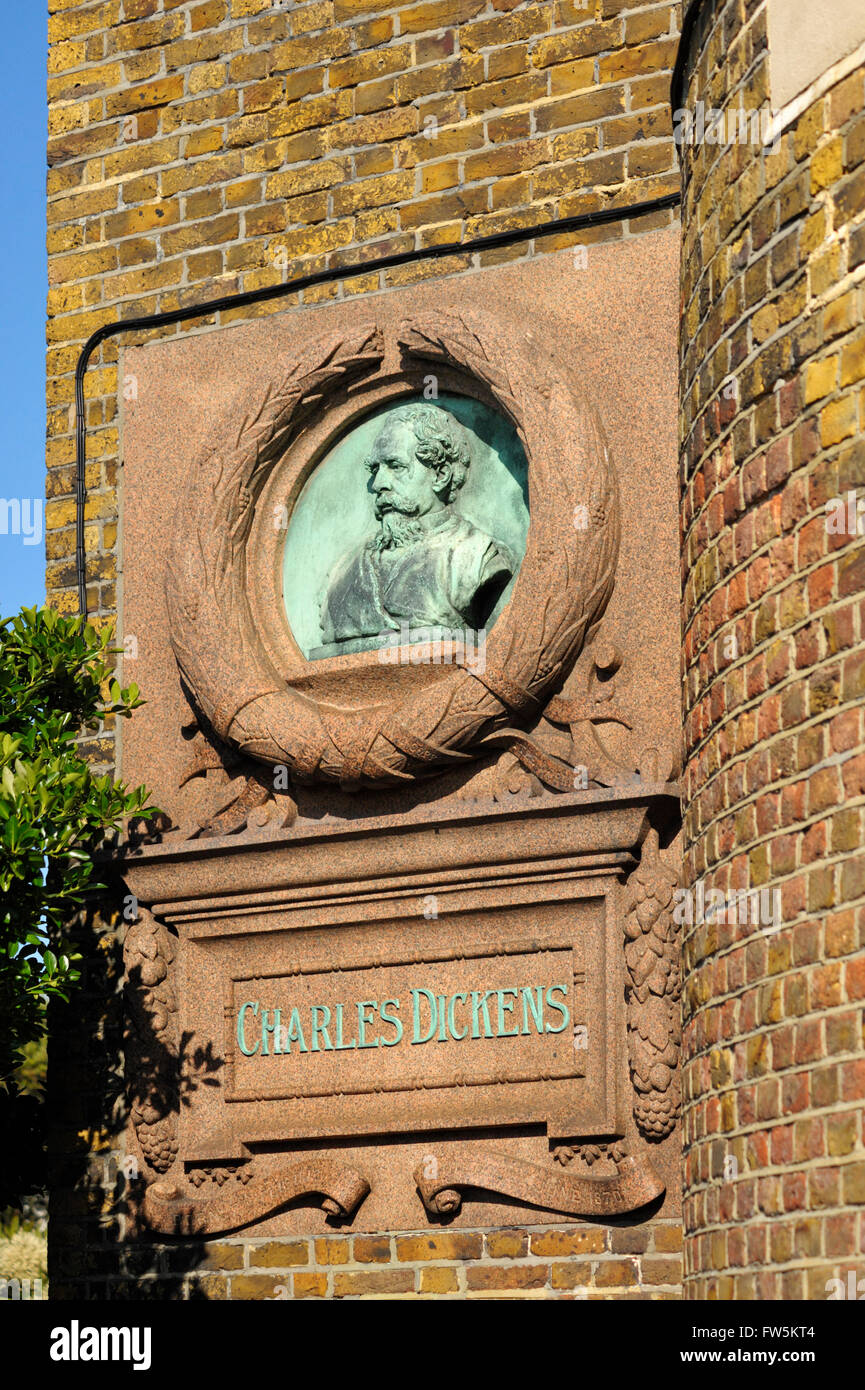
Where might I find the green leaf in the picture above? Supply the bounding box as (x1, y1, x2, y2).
(0, 603, 155, 1097)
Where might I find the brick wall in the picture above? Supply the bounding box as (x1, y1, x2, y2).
(45, 0, 683, 1300)
(54, 1222, 684, 1299)
(677, 0, 865, 1298)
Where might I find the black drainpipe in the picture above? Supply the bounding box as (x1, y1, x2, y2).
(670, 0, 713, 118)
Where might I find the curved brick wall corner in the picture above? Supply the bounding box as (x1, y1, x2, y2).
(677, 0, 865, 1297)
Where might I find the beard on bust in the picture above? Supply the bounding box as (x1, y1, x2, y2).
(370, 495, 430, 550)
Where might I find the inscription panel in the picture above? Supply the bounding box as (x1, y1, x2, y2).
(227, 946, 580, 1102)
(179, 892, 620, 1155)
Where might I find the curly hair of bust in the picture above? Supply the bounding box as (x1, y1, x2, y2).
(371, 403, 471, 501)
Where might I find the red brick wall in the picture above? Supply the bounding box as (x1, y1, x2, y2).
(678, 0, 865, 1298)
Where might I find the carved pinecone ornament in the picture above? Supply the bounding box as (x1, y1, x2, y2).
(623, 830, 681, 1139)
(135, 1113, 179, 1174)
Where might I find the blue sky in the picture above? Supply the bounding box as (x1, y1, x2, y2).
(0, 8, 47, 617)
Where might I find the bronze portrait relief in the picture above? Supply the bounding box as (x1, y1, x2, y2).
(315, 403, 517, 658)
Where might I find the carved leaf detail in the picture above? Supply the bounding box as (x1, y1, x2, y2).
(166, 313, 620, 787)
(623, 830, 682, 1140)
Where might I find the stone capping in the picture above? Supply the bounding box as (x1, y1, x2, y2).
(765, 35, 865, 145)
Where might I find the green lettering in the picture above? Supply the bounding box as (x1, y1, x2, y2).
(544, 984, 570, 1034)
(237, 1001, 260, 1056)
(357, 1000, 379, 1049)
(310, 1004, 333, 1052)
(437, 994, 448, 1043)
(471, 990, 494, 1039)
(284, 1006, 308, 1053)
(411, 988, 437, 1044)
(447, 992, 468, 1041)
(496, 988, 519, 1037)
(334, 1002, 357, 1050)
(521, 986, 544, 1035)
(261, 1007, 279, 1057)
(378, 999, 403, 1047)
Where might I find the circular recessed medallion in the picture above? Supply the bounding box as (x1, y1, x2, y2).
(166, 313, 619, 785)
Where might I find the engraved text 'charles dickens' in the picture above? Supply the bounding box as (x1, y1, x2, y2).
(228, 949, 582, 1100)
(237, 982, 571, 1055)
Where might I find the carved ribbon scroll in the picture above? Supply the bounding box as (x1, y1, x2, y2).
(414, 1146, 664, 1219)
(142, 1161, 371, 1236)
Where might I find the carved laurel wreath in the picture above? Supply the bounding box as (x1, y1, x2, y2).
(165, 313, 620, 787)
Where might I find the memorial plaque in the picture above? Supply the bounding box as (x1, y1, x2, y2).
(120, 228, 683, 1235)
